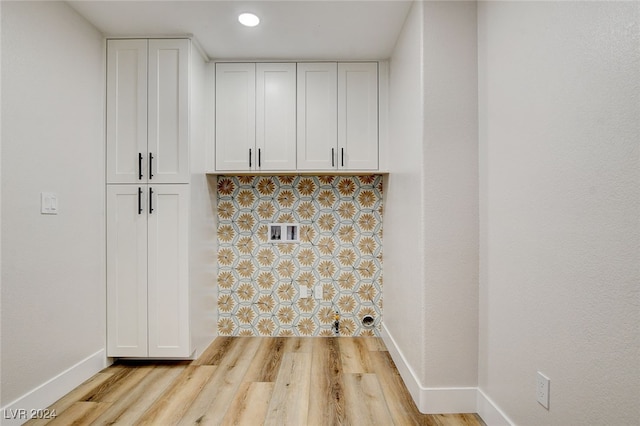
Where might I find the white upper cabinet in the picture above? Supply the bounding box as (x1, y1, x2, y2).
(107, 40, 148, 183)
(147, 40, 190, 183)
(338, 62, 378, 170)
(107, 39, 189, 184)
(296, 63, 338, 170)
(216, 63, 296, 171)
(214, 61, 380, 172)
(256, 63, 297, 170)
(297, 62, 379, 171)
(215, 63, 256, 171)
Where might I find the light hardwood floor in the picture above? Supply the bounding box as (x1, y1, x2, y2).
(26, 337, 485, 426)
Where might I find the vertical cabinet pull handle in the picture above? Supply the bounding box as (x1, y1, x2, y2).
(138, 153, 143, 180)
(138, 187, 143, 214)
(258, 149, 261, 168)
(331, 148, 335, 167)
(249, 149, 252, 168)
(149, 187, 154, 214)
(149, 153, 154, 179)
(341, 148, 344, 167)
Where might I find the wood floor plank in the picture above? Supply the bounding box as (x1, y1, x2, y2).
(339, 337, 373, 373)
(307, 338, 346, 426)
(432, 413, 487, 426)
(242, 337, 286, 382)
(136, 365, 217, 425)
(343, 373, 394, 426)
(192, 336, 236, 366)
(283, 336, 314, 353)
(264, 352, 312, 426)
(363, 336, 387, 351)
(24, 372, 114, 426)
(369, 350, 435, 425)
(44, 401, 110, 425)
(91, 364, 186, 425)
(177, 337, 262, 425)
(221, 382, 274, 426)
(81, 365, 153, 403)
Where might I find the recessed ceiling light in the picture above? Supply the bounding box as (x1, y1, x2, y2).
(238, 13, 260, 27)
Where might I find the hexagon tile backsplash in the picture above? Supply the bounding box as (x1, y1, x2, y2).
(216, 175, 383, 337)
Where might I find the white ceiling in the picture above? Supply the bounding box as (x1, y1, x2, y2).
(67, 1, 413, 60)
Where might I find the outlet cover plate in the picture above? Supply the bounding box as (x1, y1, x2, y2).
(300, 286, 309, 298)
(536, 371, 550, 409)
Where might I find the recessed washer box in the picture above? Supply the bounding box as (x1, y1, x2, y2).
(267, 223, 299, 243)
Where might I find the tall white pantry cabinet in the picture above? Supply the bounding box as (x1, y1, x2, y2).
(106, 38, 215, 358)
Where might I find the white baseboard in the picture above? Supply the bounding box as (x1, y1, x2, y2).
(380, 323, 478, 414)
(419, 387, 478, 414)
(380, 322, 423, 404)
(1, 350, 106, 426)
(476, 388, 514, 426)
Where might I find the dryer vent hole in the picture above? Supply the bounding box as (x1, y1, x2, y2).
(361, 315, 375, 328)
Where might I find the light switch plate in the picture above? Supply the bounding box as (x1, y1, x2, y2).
(41, 192, 58, 215)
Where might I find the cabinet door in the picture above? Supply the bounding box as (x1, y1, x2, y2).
(338, 63, 378, 170)
(256, 63, 296, 170)
(106, 40, 148, 184)
(107, 185, 148, 357)
(216, 63, 256, 171)
(296, 63, 338, 170)
(147, 185, 190, 357)
(148, 39, 190, 183)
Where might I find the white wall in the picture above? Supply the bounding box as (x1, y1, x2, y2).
(421, 0, 478, 389)
(478, 2, 640, 425)
(384, 0, 478, 413)
(1, 0, 105, 408)
(384, 0, 426, 401)
(189, 51, 218, 356)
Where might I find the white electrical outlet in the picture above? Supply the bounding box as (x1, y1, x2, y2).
(314, 284, 323, 300)
(536, 371, 550, 409)
(300, 286, 309, 298)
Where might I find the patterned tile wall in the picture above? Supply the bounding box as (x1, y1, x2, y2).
(216, 175, 383, 337)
